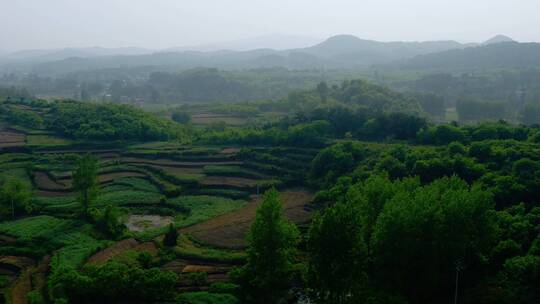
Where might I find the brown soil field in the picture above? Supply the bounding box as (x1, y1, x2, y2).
(0, 130, 26, 148)
(36, 149, 121, 155)
(121, 157, 243, 168)
(125, 215, 174, 232)
(34, 172, 70, 191)
(133, 242, 158, 256)
(87, 239, 158, 265)
(38, 171, 146, 193)
(87, 238, 139, 264)
(146, 165, 204, 176)
(192, 114, 248, 126)
(36, 190, 72, 197)
(0, 234, 17, 244)
(200, 176, 259, 188)
(161, 259, 232, 274)
(182, 190, 313, 249)
(219, 147, 240, 155)
(0, 256, 35, 271)
(96, 171, 146, 183)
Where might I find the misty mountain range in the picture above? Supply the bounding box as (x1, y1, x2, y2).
(2, 34, 537, 76)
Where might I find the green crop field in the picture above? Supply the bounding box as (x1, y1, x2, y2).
(169, 195, 248, 228)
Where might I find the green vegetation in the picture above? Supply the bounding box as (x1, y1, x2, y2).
(2, 72, 540, 303)
(235, 189, 299, 304)
(163, 223, 178, 247)
(169, 195, 247, 227)
(72, 154, 99, 218)
(0, 178, 30, 219)
(48, 261, 178, 303)
(0, 216, 107, 264)
(178, 292, 238, 304)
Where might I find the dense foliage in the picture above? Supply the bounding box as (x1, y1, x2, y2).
(48, 261, 179, 303)
(307, 175, 536, 303)
(236, 189, 299, 304)
(49, 101, 186, 141)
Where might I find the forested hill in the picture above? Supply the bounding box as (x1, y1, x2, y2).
(297, 34, 466, 66)
(397, 42, 540, 70)
(0, 35, 470, 75)
(0, 98, 188, 142)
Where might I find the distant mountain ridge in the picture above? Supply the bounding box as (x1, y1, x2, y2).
(0, 47, 153, 64)
(296, 35, 469, 66)
(1, 34, 534, 75)
(396, 41, 540, 70)
(482, 34, 515, 45)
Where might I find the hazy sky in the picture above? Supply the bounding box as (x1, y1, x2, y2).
(1, 0, 539, 51)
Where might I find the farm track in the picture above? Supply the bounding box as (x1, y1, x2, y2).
(182, 190, 314, 249)
(11, 269, 31, 304)
(8, 255, 50, 304)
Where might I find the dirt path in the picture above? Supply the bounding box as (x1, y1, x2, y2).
(182, 189, 314, 249)
(11, 269, 32, 304)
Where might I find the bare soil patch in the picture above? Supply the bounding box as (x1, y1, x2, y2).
(161, 259, 232, 274)
(133, 242, 158, 256)
(0, 234, 17, 244)
(36, 190, 73, 197)
(125, 215, 173, 232)
(34, 172, 70, 191)
(97, 171, 146, 183)
(87, 239, 158, 265)
(183, 190, 313, 249)
(87, 238, 138, 264)
(0, 129, 26, 148)
(200, 176, 259, 188)
(145, 165, 204, 176)
(0, 256, 35, 271)
(192, 114, 248, 126)
(219, 147, 240, 155)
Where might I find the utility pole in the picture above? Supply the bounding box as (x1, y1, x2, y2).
(454, 260, 463, 304)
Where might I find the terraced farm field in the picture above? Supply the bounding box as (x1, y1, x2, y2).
(183, 189, 314, 249)
(0, 116, 319, 302)
(0, 128, 25, 148)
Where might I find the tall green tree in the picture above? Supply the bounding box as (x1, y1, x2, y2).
(72, 154, 99, 218)
(163, 223, 179, 247)
(237, 188, 299, 304)
(0, 179, 30, 219)
(307, 201, 368, 304)
(316, 81, 329, 102)
(370, 177, 497, 302)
